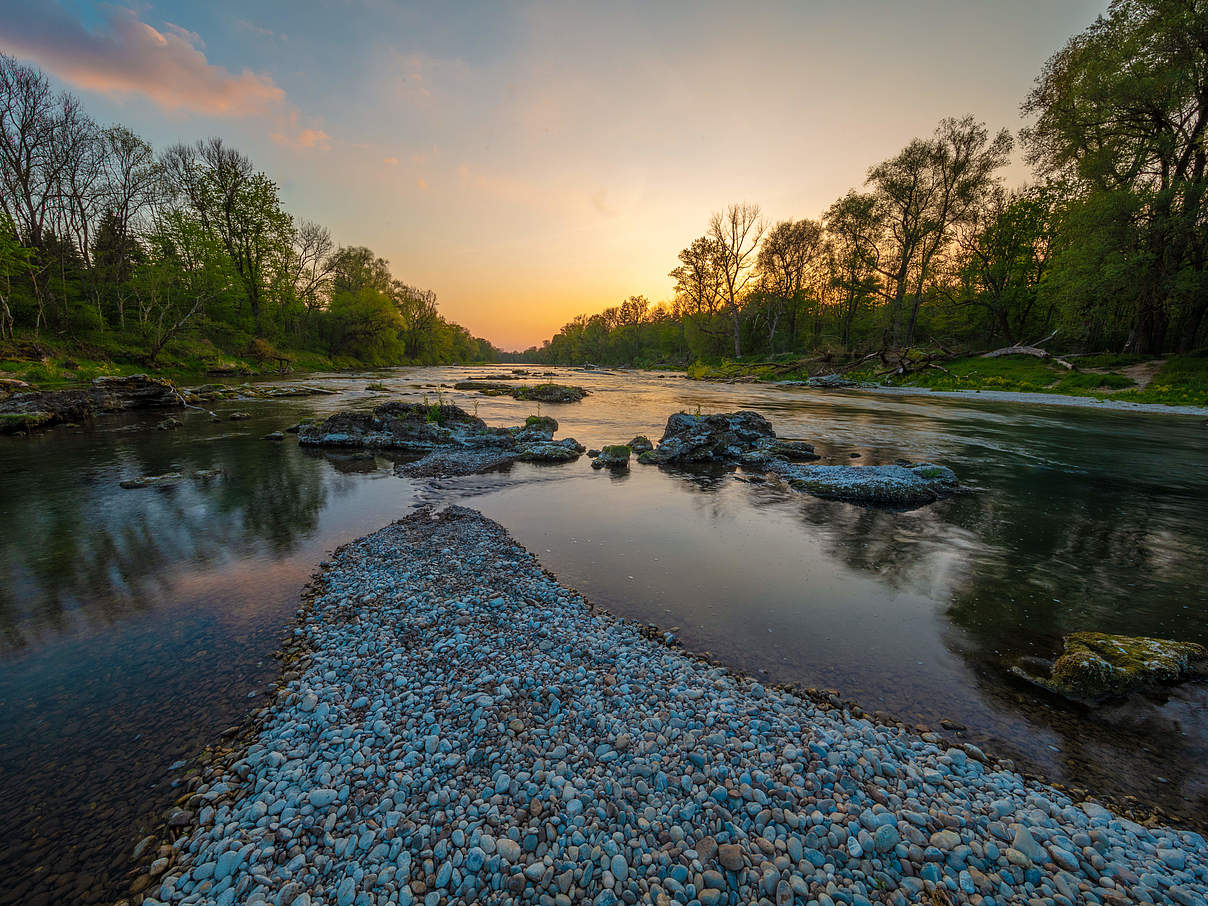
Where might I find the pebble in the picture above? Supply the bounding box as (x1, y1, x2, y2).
(139, 507, 1208, 906)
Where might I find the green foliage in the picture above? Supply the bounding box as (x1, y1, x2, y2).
(0, 62, 498, 381)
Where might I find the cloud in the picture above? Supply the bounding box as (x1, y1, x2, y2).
(0, 3, 283, 116)
(416, 177, 428, 190)
(383, 156, 399, 166)
(271, 112, 331, 151)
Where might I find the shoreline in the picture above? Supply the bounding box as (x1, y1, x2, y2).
(126, 507, 1207, 906)
(846, 384, 1208, 417)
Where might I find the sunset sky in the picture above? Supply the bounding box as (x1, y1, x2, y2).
(2, 1, 1107, 349)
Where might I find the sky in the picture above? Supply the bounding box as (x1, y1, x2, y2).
(0, 0, 1108, 350)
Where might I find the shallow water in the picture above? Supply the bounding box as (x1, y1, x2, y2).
(0, 366, 1205, 904)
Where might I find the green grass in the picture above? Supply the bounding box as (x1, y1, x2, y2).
(687, 350, 1208, 408)
(1115, 354, 1208, 406)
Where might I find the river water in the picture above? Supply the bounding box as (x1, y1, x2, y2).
(1, 366, 1205, 904)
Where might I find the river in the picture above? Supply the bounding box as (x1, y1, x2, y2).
(1, 365, 1205, 905)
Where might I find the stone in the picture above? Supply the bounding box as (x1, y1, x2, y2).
(591, 445, 631, 470)
(717, 843, 743, 871)
(1011, 632, 1208, 702)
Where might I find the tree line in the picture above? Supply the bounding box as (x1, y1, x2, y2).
(0, 54, 497, 369)
(522, 0, 1207, 367)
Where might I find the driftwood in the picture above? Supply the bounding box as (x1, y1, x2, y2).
(981, 346, 1074, 369)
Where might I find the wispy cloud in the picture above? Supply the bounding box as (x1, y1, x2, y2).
(0, 3, 282, 116)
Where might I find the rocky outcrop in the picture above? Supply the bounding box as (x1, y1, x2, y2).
(183, 383, 338, 402)
(0, 375, 183, 434)
(636, 411, 818, 465)
(299, 402, 583, 477)
(627, 435, 653, 454)
(771, 462, 960, 507)
(592, 445, 631, 470)
(1011, 632, 1208, 703)
(452, 381, 589, 403)
(637, 410, 960, 507)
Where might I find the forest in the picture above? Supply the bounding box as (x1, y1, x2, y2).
(521, 1, 1208, 370)
(0, 55, 497, 379)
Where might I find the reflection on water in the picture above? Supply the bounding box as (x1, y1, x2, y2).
(0, 366, 1205, 904)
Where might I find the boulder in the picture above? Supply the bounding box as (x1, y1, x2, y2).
(627, 435, 654, 454)
(1011, 632, 1208, 702)
(305, 401, 582, 477)
(0, 374, 182, 434)
(299, 402, 499, 451)
(592, 445, 631, 470)
(453, 381, 588, 403)
(637, 411, 779, 464)
(772, 462, 958, 507)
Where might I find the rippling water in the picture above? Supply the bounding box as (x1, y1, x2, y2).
(1, 366, 1205, 904)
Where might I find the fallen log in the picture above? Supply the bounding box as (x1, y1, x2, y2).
(981, 346, 1074, 369)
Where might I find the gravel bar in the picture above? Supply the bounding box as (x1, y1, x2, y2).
(139, 507, 1207, 906)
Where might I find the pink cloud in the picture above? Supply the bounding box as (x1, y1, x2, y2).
(270, 112, 332, 151)
(0, 4, 283, 116)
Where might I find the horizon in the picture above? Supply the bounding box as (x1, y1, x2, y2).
(2, 0, 1109, 349)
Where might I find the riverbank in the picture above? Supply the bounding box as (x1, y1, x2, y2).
(686, 352, 1208, 412)
(0, 334, 496, 390)
(130, 507, 1207, 906)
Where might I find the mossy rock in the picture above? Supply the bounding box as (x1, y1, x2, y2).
(592, 445, 631, 470)
(627, 435, 654, 454)
(525, 415, 559, 433)
(1011, 632, 1208, 702)
(0, 411, 54, 434)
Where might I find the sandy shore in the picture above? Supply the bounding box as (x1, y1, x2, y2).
(132, 507, 1207, 906)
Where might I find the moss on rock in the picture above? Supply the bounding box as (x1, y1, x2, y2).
(1012, 632, 1208, 702)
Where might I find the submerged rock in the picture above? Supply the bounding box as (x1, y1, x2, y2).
(0, 374, 182, 434)
(183, 382, 337, 402)
(773, 462, 959, 507)
(806, 373, 858, 389)
(453, 381, 588, 403)
(1011, 632, 1208, 702)
(120, 472, 184, 489)
(592, 445, 631, 470)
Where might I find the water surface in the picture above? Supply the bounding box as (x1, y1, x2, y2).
(1, 366, 1205, 905)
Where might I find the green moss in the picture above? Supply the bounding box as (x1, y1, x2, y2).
(600, 445, 631, 457)
(0, 411, 54, 433)
(1023, 631, 1208, 701)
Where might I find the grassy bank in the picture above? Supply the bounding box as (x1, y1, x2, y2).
(686, 351, 1208, 407)
(0, 330, 483, 390)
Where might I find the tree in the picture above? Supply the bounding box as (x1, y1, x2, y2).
(1024, 0, 1208, 353)
(824, 192, 882, 352)
(708, 203, 765, 357)
(868, 116, 1013, 346)
(291, 220, 335, 323)
(327, 245, 392, 297)
(0, 212, 32, 338)
(952, 185, 1056, 345)
(756, 218, 824, 349)
(393, 282, 439, 360)
(161, 139, 295, 331)
(670, 235, 727, 356)
(133, 211, 227, 362)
